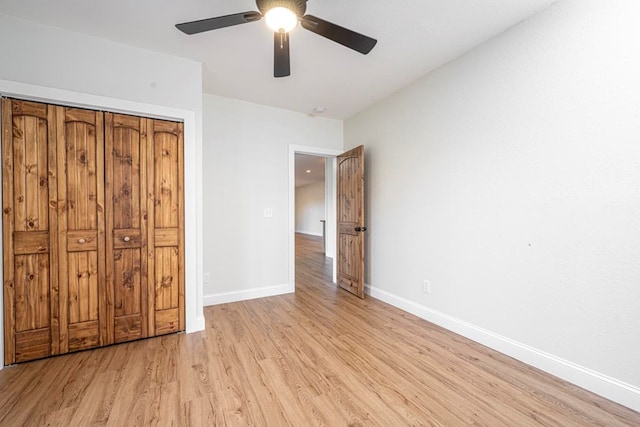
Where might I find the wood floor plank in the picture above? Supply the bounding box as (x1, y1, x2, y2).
(0, 232, 638, 426)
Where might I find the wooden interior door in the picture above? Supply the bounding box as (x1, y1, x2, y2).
(336, 145, 366, 298)
(2, 99, 57, 363)
(148, 119, 184, 335)
(55, 106, 106, 352)
(105, 113, 148, 343)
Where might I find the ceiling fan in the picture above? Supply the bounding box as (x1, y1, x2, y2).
(176, 0, 377, 78)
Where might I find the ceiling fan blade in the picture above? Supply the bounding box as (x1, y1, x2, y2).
(176, 11, 262, 35)
(274, 32, 291, 78)
(301, 15, 377, 54)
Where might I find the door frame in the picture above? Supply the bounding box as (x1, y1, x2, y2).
(288, 144, 342, 291)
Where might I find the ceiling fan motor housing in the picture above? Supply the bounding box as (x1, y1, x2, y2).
(257, 0, 307, 17)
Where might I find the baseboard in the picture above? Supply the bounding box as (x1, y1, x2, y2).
(186, 315, 206, 333)
(204, 284, 292, 306)
(294, 230, 323, 237)
(365, 284, 640, 413)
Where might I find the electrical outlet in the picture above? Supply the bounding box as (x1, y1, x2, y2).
(204, 272, 210, 283)
(263, 208, 273, 218)
(423, 280, 431, 294)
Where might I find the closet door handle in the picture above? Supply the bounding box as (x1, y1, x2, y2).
(77, 238, 86, 244)
(123, 236, 131, 242)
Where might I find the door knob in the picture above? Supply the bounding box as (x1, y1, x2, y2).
(361, 226, 367, 232)
(355, 226, 361, 232)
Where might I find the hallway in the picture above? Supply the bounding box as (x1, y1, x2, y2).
(295, 232, 333, 289)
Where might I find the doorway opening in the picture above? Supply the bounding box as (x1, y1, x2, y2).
(288, 145, 342, 292)
(294, 154, 331, 285)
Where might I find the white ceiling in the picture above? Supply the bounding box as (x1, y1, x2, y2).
(295, 154, 325, 187)
(0, 0, 556, 119)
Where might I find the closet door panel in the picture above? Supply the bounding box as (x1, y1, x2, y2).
(105, 113, 148, 343)
(154, 246, 179, 334)
(12, 110, 51, 336)
(148, 119, 184, 335)
(112, 247, 143, 341)
(14, 254, 50, 332)
(56, 107, 106, 352)
(153, 129, 180, 229)
(2, 99, 57, 364)
(14, 253, 51, 362)
(66, 251, 99, 324)
(15, 328, 50, 363)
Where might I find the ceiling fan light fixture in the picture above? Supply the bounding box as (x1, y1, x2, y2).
(176, 0, 378, 78)
(265, 7, 298, 33)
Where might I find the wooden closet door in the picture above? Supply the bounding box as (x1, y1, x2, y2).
(148, 119, 184, 335)
(56, 107, 106, 352)
(105, 113, 148, 343)
(2, 99, 57, 364)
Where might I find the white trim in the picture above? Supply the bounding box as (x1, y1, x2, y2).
(288, 145, 342, 290)
(0, 80, 189, 121)
(324, 156, 335, 260)
(0, 80, 205, 370)
(365, 284, 640, 413)
(295, 230, 323, 237)
(330, 156, 337, 281)
(204, 284, 290, 306)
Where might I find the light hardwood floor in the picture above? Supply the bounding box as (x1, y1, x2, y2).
(0, 233, 638, 425)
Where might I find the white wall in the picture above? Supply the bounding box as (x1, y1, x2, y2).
(0, 14, 201, 113)
(0, 13, 206, 369)
(203, 94, 342, 304)
(345, 0, 640, 411)
(295, 181, 326, 236)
